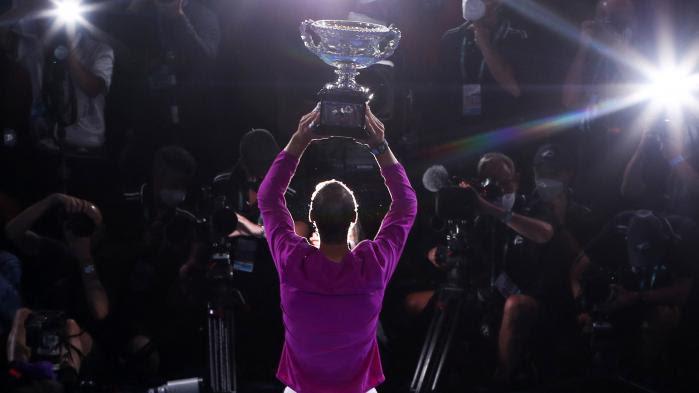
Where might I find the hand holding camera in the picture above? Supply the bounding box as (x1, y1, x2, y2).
(51, 193, 102, 226)
(458, 181, 487, 212)
(469, 22, 492, 49)
(50, 193, 101, 262)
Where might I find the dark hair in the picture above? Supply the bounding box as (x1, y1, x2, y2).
(477, 152, 515, 177)
(239, 129, 280, 179)
(533, 143, 576, 176)
(153, 146, 197, 180)
(309, 180, 358, 244)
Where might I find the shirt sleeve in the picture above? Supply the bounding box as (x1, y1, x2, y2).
(257, 151, 307, 272)
(372, 163, 418, 283)
(90, 42, 115, 91)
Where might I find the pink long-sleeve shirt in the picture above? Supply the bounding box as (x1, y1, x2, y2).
(257, 150, 417, 393)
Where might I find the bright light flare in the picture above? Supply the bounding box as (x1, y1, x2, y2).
(639, 67, 699, 110)
(51, 0, 86, 27)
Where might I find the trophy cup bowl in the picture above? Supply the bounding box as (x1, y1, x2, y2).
(300, 19, 401, 138)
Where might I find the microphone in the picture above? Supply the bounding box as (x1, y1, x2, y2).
(422, 165, 450, 192)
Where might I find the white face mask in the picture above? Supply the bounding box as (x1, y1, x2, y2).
(496, 192, 516, 212)
(463, 0, 486, 21)
(159, 189, 187, 207)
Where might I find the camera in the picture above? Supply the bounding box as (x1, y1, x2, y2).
(25, 310, 68, 364)
(435, 178, 503, 220)
(59, 209, 97, 237)
(578, 263, 617, 313)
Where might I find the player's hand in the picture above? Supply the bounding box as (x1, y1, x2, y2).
(357, 105, 385, 147)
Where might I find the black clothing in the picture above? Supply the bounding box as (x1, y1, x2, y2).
(23, 238, 94, 330)
(502, 193, 594, 309)
(587, 212, 699, 287)
(433, 18, 534, 138)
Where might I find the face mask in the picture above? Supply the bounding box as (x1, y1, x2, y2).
(462, 0, 486, 21)
(159, 189, 187, 207)
(496, 192, 516, 212)
(535, 178, 565, 202)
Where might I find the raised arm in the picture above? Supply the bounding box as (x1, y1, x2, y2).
(258, 109, 320, 266)
(473, 23, 521, 98)
(5, 194, 57, 255)
(5, 194, 100, 255)
(562, 21, 595, 108)
(157, 0, 220, 61)
(363, 109, 418, 279)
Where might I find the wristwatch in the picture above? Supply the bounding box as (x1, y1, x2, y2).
(83, 264, 96, 274)
(370, 141, 388, 156)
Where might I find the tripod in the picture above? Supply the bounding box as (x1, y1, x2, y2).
(409, 277, 469, 393)
(410, 219, 485, 393)
(410, 219, 504, 393)
(206, 249, 246, 393)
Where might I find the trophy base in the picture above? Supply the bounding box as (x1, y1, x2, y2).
(316, 87, 371, 140)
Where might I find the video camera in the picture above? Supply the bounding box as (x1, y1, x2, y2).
(436, 179, 503, 221)
(423, 164, 504, 221)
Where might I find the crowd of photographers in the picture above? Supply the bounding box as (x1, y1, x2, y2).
(1, 0, 699, 392)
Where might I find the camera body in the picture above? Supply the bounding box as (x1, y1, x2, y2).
(435, 178, 503, 220)
(25, 310, 68, 363)
(578, 264, 618, 313)
(61, 210, 97, 237)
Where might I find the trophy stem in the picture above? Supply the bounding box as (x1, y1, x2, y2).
(334, 67, 360, 90)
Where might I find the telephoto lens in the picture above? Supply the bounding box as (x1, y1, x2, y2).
(63, 212, 96, 237)
(148, 378, 204, 393)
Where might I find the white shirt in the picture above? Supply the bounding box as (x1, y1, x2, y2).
(62, 34, 114, 149)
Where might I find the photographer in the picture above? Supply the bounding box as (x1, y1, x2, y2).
(257, 105, 417, 393)
(432, 0, 534, 139)
(562, 0, 637, 111)
(122, 0, 221, 178)
(622, 117, 699, 221)
(218, 128, 312, 241)
(573, 210, 699, 377)
(0, 1, 114, 150)
(562, 0, 639, 213)
(4, 193, 108, 383)
(113, 145, 205, 380)
(419, 151, 581, 386)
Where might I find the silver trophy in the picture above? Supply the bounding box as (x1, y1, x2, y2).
(300, 19, 401, 138)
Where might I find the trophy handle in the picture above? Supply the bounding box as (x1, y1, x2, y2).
(300, 19, 321, 55)
(379, 25, 402, 60)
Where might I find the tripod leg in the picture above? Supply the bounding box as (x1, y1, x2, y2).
(431, 297, 465, 391)
(411, 300, 446, 392)
(208, 312, 218, 391)
(208, 307, 238, 393)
